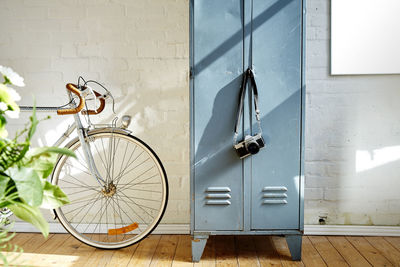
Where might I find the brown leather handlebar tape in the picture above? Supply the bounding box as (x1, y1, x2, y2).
(57, 83, 85, 115)
(81, 90, 106, 115)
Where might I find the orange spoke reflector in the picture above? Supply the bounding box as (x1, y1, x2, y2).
(108, 223, 139, 235)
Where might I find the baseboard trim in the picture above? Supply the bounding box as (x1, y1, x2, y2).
(304, 225, 400, 236)
(12, 223, 400, 236)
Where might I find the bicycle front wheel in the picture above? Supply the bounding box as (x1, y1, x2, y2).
(51, 130, 168, 249)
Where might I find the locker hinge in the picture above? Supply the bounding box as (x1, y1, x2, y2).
(190, 67, 194, 79)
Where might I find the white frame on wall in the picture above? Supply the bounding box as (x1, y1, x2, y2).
(331, 0, 400, 75)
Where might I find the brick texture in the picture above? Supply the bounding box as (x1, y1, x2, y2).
(1, 0, 399, 226)
(0, 0, 189, 224)
(305, 0, 400, 226)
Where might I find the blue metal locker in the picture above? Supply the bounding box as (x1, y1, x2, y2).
(190, 0, 305, 262)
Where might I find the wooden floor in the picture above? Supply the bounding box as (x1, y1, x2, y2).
(2, 233, 400, 266)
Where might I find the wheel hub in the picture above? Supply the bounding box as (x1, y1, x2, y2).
(102, 183, 116, 197)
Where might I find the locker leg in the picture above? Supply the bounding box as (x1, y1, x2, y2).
(285, 235, 302, 261)
(191, 235, 208, 262)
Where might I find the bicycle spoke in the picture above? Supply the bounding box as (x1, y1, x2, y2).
(91, 138, 111, 181)
(105, 192, 110, 242)
(115, 143, 137, 180)
(118, 167, 156, 191)
(117, 139, 130, 184)
(119, 174, 159, 192)
(117, 191, 155, 220)
(107, 135, 113, 187)
(110, 195, 119, 241)
(67, 193, 102, 225)
(121, 188, 161, 193)
(63, 195, 101, 216)
(117, 192, 161, 203)
(111, 137, 120, 183)
(74, 150, 91, 172)
(59, 176, 99, 191)
(115, 195, 160, 211)
(115, 157, 150, 184)
(64, 161, 93, 177)
(67, 187, 100, 196)
(114, 150, 142, 184)
(100, 136, 111, 184)
(114, 194, 147, 224)
(117, 182, 160, 186)
(63, 193, 99, 208)
(81, 196, 107, 235)
(111, 195, 138, 226)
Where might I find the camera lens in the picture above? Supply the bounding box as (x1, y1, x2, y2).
(247, 141, 260, 154)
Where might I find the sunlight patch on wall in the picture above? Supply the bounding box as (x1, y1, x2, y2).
(356, 146, 400, 172)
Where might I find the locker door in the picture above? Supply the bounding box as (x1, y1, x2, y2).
(193, 0, 244, 231)
(250, 0, 303, 230)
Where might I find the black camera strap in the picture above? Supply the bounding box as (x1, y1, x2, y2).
(234, 68, 262, 144)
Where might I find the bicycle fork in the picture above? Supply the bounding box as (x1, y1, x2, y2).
(74, 113, 106, 187)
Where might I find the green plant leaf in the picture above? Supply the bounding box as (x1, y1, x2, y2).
(0, 174, 10, 196)
(27, 104, 37, 141)
(41, 181, 69, 209)
(26, 157, 55, 179)
(8, 167, 42, 206)
(26, 147, 76, 162)
(8, 202, 48, 237)
(24, 147, 76, 179)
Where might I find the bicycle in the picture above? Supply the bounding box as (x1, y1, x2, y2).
(35, 78, 168, 249)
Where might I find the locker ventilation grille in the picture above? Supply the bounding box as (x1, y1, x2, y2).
(262, 186, 288, 204)
(205, 187, 231, 205)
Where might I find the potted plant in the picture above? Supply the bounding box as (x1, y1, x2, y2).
(0, 66, 73, 264)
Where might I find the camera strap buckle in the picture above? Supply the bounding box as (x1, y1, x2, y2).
(233, 67, 263, 145)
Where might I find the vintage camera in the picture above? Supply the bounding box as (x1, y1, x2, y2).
(234, 133, 265, 159)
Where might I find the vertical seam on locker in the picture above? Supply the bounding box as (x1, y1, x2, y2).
(299, 0, 305, 230)
(190, 0, 195, 232)
(249, 0, 254, 232)
(241, 0, 245, 231)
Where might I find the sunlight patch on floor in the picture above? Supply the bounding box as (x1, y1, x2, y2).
(2, 252, 80, 267)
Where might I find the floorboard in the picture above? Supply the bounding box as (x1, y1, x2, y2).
(172, 234, 193, 267)
(346, 236, 393, 266)
(4, 233, 400, 266)
(254, 235, 282, 267)
(150, 234, 179, 267)
(385, 237, 400, 252)
(308, 236, 348, 266)
(327, 236, 371, 267)
(301, 236, 326, 267)
(235, 235, 260, 267)
(365, 236, 400, 266)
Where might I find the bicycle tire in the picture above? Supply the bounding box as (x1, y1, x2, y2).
(51, 129, 168, 249)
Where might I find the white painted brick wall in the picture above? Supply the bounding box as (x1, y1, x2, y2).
(0, 0, 399, 226)
(306, 0, 400, 226)
(0, 0, 190, 224)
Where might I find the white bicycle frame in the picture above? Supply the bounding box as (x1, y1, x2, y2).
(52, 89, 119, 187)
(52, 114, 106, 186)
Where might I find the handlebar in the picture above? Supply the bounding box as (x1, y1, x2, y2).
(57, 83, 85, 115)
(57, 82, 108, 116)
(81, 90, 106, 115)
